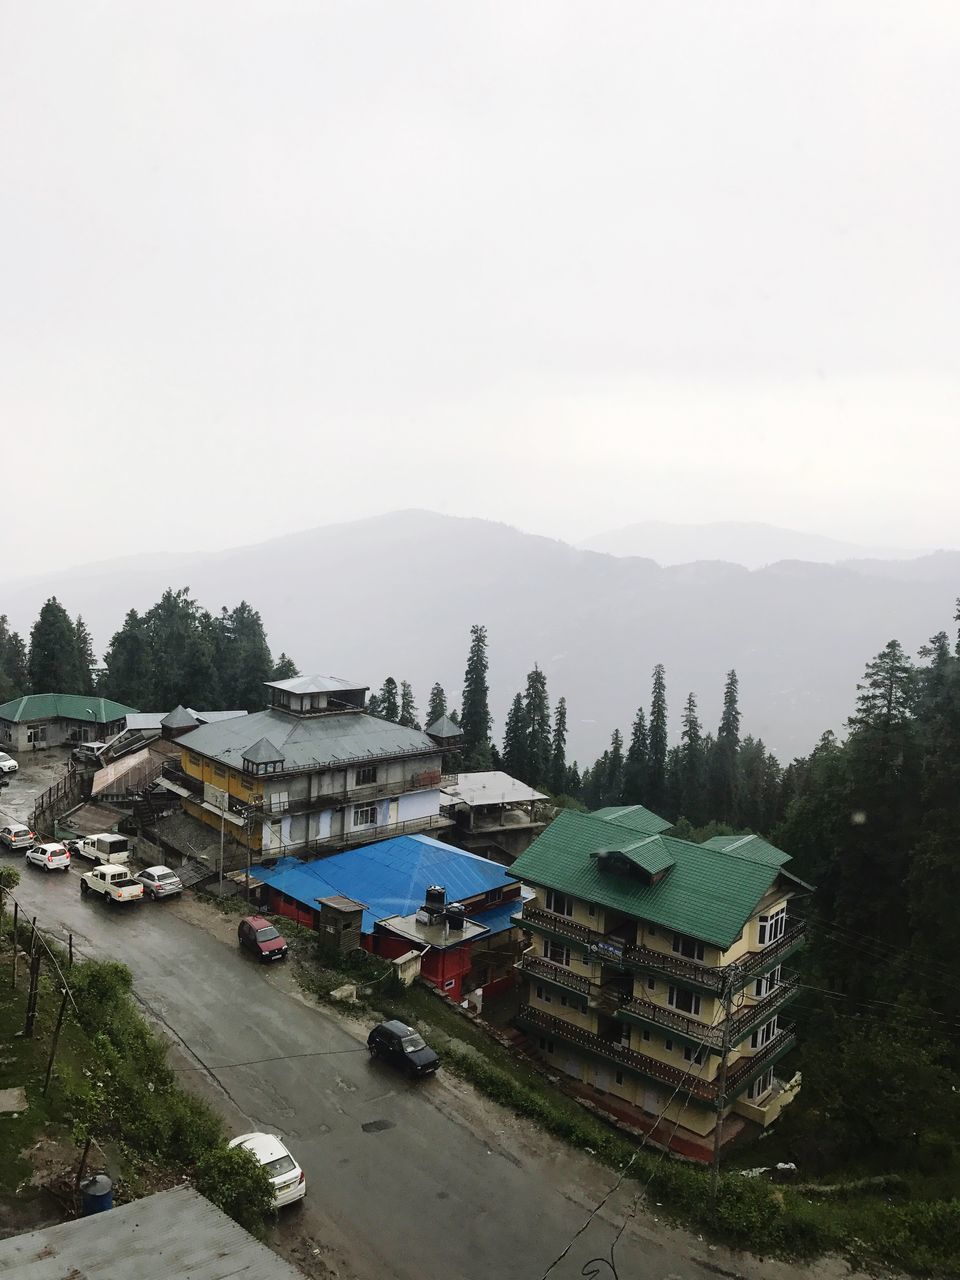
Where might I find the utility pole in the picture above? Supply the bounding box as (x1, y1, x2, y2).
(11, 901, 18, 989)
(218, 800, 226, 897)
(710, 962, 740, 1200)
(23, 951, 42, 1038)
(43, 988, 70, 1095)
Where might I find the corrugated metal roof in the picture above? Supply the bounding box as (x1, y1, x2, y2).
(511, 810, 787, 949)
(178, 709, 438, 771)
(0, 1185, 306, 1279)
(0, 694, 137, 724)
(425, 713, 463, 738)
(256, 833, 518, 932)
(241, 736, 284, 763)
(442, 771, 547, 807)
(592, 804, 672, 837)
(161, 705, 199, 729)
(264, 674, 366, 695)
(700, 833, 791, 867)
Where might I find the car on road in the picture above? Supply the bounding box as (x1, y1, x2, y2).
(227, 1132, 306, 1207)
(25, 842, 71, 872)
(80, 864, 144, 904)
(0, 751, 18, 773)
(367, 1020, 440, 1078)
(71, 741, 107, 765)
(134, 865, 183, 900)
(238, 915, 288, 962)
(0, 823, 35, 850)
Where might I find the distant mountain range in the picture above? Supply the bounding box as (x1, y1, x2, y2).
(2, 510, 958, 764)
(580, 520, 930, 569)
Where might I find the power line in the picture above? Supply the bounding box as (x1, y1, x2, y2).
(173, 1045, 370, 1072)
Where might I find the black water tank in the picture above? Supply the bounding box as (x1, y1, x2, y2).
(425, 885, 446, 911)
(446, 902, 466, 932)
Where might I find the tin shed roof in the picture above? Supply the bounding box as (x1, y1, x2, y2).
(592, 803, 672, 837)
(0, 694, 137, 724)
(0, 1185, 306, 1279)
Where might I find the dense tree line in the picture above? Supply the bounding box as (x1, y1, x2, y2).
(0, 591, 299, 712)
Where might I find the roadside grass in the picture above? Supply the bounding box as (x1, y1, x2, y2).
(292, 940, 960, 1275)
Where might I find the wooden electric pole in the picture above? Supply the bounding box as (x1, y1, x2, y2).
(43, 988, 70, 1095)
(23, 951, 42, 1038)
(710, 962, 741, 1201)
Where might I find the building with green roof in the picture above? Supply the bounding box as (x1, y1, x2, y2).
(0, 694, 137, 754)
(511, 809, 809, 1153)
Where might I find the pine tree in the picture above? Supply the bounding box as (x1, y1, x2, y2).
(0, 617, 29, 703)
(622, 706, 648, 803)
(399, 681, 420, 729)
(645, 664, 668, 813)
(708, 669, 741, 824)
(271, 653, 300, 680)
(28, 597, 85, 693)
(605, 729, 625, 805)
(377, 677, 400, 722)
(460, 624, 493, 770)
(678, 691, 705, 824)
(426, 682, 448, 727)
(217, 602, 273, 710)
(100, 610, 156, 707)
(366, 693, 382, 716)
(550, 696, 568, 795)
(501, 692, 528, 781)
(523, 665, 551, 789)
(74, 616, 97, 695)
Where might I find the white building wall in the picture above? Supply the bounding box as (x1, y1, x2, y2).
(397, 788, 441, 823)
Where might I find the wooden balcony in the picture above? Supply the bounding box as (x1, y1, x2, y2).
(619, 973, 801, 1050)
(518, 1003, 797, 1105)
(517, 952, 592, 996)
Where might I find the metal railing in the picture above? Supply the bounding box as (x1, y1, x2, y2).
(518, 952, 592, 995)
(619, 973, 800, 1050)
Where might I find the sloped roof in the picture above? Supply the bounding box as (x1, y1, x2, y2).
(0, 694, 137, 724)
(592, 834, 675, 878)
(592, 804, 672, 837)
(700, 833, 791, 867)
(442, 771, 546, 806)
(425, 713, 463, 738)
(511, 809, 791, 949)
(265, 674, 366, 695)
(178, 709, 438, 771)
(256, 833, 518, 933)
(161, 705, 200, 729)
(241, 736, 284, 764)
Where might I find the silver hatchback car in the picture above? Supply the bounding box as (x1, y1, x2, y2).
(134, 865, 183, 900)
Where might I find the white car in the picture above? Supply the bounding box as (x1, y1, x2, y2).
(0, 823, 35, 850)
(227, 1132, 305, 1207)
(134, 865, 183, 900)
(25, 842, 71, 872)
(0, 752, 18, 773)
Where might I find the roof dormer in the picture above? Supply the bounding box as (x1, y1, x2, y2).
(264, 675, 368, 716)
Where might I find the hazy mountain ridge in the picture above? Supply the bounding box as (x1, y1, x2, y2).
(1, 510, 956, 764)
(581, 520, 930, 569)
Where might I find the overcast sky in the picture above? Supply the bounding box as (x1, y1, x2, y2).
(2, 2, 958, 576)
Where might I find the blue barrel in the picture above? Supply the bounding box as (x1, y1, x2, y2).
(80, 1174, 113, 1215)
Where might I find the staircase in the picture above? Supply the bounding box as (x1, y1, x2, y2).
(132, 781, 175, 831)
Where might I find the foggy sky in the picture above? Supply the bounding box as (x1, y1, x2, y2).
(2, 2, 958, 577)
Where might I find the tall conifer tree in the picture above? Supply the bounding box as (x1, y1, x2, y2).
(460, 624, 493, 770)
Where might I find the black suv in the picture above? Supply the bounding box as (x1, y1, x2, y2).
(367, 1020, 439, 1078)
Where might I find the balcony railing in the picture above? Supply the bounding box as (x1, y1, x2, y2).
(518, 1004, 797, 1105)
(619, 973, 800, 1050)
(737, 921, 806, 976)
(513, 905, 594, 944)
(517, 952, 592, 995)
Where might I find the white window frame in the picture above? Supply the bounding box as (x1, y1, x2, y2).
(544, 889, 574, 918)
(750, 1016, 779, 1050)
(758, 906, 786, 946)
(352, 802, 377, 828)
(682, 1044, 705, 1066)
(754, 965, 782, 998)
(543, 939, 570, 967)
(667, 986, 702, 1016)
(672, 933, 705, 962)
(747, 1067, 775, 1101)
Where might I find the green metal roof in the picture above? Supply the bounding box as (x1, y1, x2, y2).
(591, 835, 675, 878)
(0, 694, 137, 724)
(511, 810, 786, 949)
(700, 833, 790, 867)
(592, 804, 672, 837)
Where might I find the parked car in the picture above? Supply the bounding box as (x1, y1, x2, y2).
(238, 915, 288, 962)
(74, 833, 131, 866)
(71, 741, 107, 765)
(80, 864, 144, 904)
(367, 1020, 440, 1078)
(25, 842, 71, 872)
(227, 1132, 305, 1207)
(134, 865, 183, 900)
(0, 823, 35, 850)
(0, 751, 18, 773)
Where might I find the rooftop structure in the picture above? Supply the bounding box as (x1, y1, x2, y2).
(592, 803, 673, 838)
(0, 693, 137, 753)
(440, 770, 550, 864)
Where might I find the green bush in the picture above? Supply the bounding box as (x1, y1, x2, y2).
(194, 1144, 275, 1239)
(877, 1200, 960, 1273)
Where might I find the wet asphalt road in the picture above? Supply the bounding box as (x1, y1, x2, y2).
(0, 769, 849, 1280)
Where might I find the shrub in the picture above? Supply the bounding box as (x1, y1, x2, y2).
(195, 1144, 275, 1239)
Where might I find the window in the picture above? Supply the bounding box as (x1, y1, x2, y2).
(443, 979, 456, 990)
(588, 904, 596, 917)
(672, 933, 705, 961)
(356, 765, 378, 785)
(750, 1017, 779, 1049)
(559, 993, 582, 1010)
(619, 1025, 631, 1046)
(487, 887, 503, 904)
(544, 889, 574, 917)
(646, 976, 656, 991)
(639, 1026, 651, 1042)
(664, 1038, 674, 1052)
(758, 907, 786, 946)
(27, 725, 47, 744)
(747, 1067, 774, 1101)
(213, 764, 226, 778)
(754, 966, 782, 998)
(535, 985, 552, 1004)
(683, 1045, 705, 1066)
(615, 1070, 624, 1085)
(668, 986, 702, 1016)
(269, 791, 289, 813)
(539, 1037, 555, 1053)
(353, 803, 377, 828)
(543, 940, 570, 967)
(188, 752, 201, 766)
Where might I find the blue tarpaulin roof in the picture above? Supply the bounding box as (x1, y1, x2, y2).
(255, 833, 519, 933)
